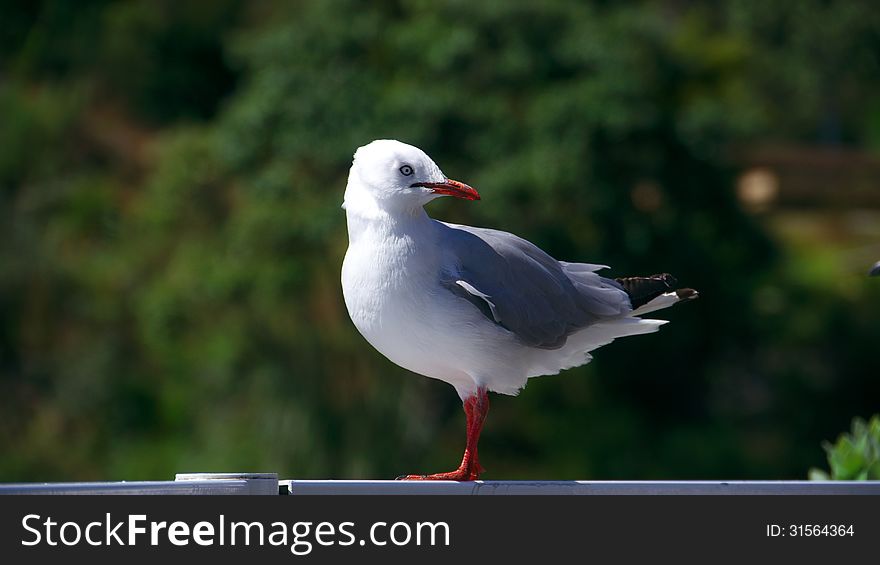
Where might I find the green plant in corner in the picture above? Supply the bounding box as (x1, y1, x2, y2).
(809, 416, 880, 480)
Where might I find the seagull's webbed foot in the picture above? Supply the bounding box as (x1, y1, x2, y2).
(396, 460, 482, 481)
(397, 472, 476, 481)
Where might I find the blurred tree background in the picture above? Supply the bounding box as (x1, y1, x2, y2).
(1, 0, 879, 481)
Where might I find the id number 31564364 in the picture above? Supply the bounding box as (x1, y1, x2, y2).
(766, 524, 854, 537)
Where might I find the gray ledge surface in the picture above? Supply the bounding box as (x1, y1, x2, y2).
(281, 480, 880, 495)
(2, 475, 879, 495)
(0, 473, 279, 495)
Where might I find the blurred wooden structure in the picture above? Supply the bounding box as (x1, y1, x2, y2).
(735, 145, 880, 210)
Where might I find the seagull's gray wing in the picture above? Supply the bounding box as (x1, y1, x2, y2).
(438, 222, 632, 349)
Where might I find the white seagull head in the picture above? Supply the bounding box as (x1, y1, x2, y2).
(344, 139, 479, 214)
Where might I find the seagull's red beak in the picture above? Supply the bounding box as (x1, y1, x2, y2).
(411, 179, 481, 201)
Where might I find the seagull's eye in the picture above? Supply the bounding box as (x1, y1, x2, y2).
(399, 165, 414, 176)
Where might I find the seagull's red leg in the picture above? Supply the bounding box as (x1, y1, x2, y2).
(398, 387, 489, 481)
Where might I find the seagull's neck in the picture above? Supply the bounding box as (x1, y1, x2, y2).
(343, 181, 432, 243)
(342, 181, 439, 297)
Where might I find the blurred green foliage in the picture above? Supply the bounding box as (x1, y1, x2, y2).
(1, 0, 879, 481)
(810, 416, 880, 480)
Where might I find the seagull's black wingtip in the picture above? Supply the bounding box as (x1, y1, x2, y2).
(870, 261, 880, 277)
(676, 288, 699, 301)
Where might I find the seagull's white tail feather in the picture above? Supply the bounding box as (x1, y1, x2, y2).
(509, 317, 666, 393)
(488, 287, 697, 395)
(630, 290, 695, 316)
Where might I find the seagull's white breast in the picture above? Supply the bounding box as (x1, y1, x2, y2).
(341, 212, 505, 396)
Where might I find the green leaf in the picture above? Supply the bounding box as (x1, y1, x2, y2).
(813, 416, 880, 481)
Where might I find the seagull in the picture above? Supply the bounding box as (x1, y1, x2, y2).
(341, 139, 697, 480)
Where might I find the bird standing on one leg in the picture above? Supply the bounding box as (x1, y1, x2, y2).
(341, 139, 697, 481)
